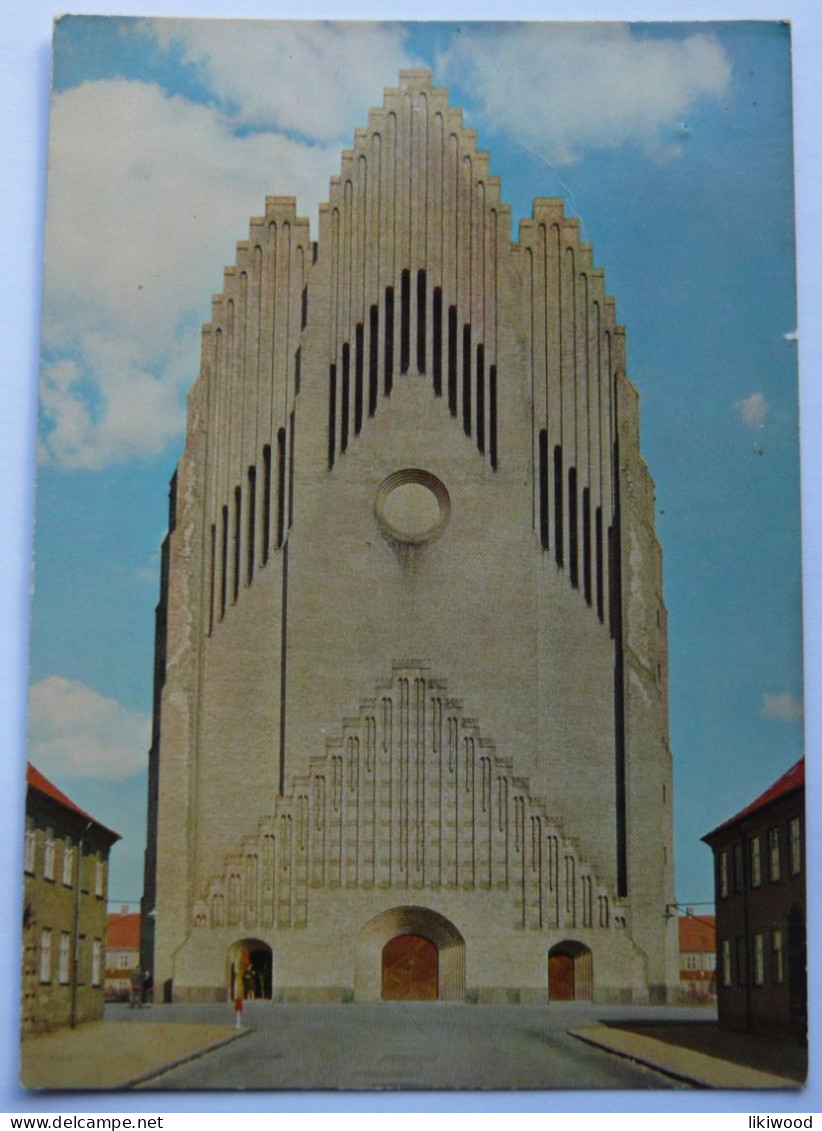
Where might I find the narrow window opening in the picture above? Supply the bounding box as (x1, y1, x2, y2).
(476, 344, 485, 453)
(220, 505, 228, 620)
(247, 466, 256, 586)
(433, 288, 443, 396)
(595, 506, 604, 621)
(538, 430, 549, 549)
(582, 487, 592, 604)
(369, 305, 378, 416)
(400, 269, 411, 374)
(294, 347, 301, 395)
(276, 428, 286, 548)
(327, 368, 336, 470)
(301, 285, 308, 330)
(341, 343, 350, 452)
(448, 305, 458, 415)
(608, 524, 618, 636)
(208, 523, 216, 635)
(354, 323, 364, 435)
(462, 324, 472, 436)
(490, 365, 498, 470)
(568, 468, 578, 587)
(416, 269, 427, 373)
(384, 287, 394, 395)
(262, 444, 272, 562)
(168, 471, 178, 533)
(553, 445, 564, 567)
(233, 486, 241, 603)
(288, 411, 295, 530)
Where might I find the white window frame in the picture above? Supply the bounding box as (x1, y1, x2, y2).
(719, 850, 729, 898)
(94, 851, 104, 898)
(62, 835, 75, 887)
(768, 827, 780, 882)
(59, 932, 70, 984)
(789, 816, 801, 876)
(750, 836, 761, 888)
(44, 826, 55, 881)
(754, 933, 765, 985)
(24, 818, 35, 874)
(772, 929, 784, 984)
(39, 928, 52, 983)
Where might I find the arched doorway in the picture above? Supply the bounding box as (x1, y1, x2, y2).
(355, 906, 466, 1001)
(382, 934, 439, 1000)
(227, 938, 273, 1000)
(548, 941, 593, 1001)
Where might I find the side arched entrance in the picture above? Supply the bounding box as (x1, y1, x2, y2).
(227, 938, 272, 1000)
(548, 941, 593, 1001)
(355, 906, 466, 1001)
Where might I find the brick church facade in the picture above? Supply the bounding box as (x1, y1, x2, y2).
(143, 70, 678, 1004)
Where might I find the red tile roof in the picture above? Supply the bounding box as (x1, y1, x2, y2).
(703, 758, 804, 841)
(679, 914, 716, 952)
(26, 763, 120, 841)
(106, 912, 141, 950)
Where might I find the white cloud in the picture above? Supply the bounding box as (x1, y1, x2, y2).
(139, 20, 421, 142)
(783, 329, 798, 341)
(761, 692, 803, 724)
(41, 78, 340, 470)
(438, 24, 732, 166)
(28, 676, 151, 780)
(733, 391, 768, 430)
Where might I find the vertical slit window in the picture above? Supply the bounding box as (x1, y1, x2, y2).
(369, 305, 378, 416)
(553, 446, 564, 567)
(538, 430, 549, 549)
(294, 347, 301, 395)
(568, 469, 578, 587)
(220, 505, 228, 619)
(384, 287, 394, 395)
(301, 285, 308, 330)
(608, 524, 618, 636)
(276, 428, 286, 548)
(208, 524, 216, 635)
(433, 288, 443, 396)
(354, 323, 364, 435)
(341, 343, 350, 452)
(583, 487, 592, 604)
(462, 324, 472, 435)
(233, 486, 241, 603)
(327, 368, 336, 470)
(416, 269, 427, 373)
(476, 344, 485, 453)
(400, 269, 410, 374)
(288, 411, 295, 530)
(490, 365, 498, 470)
(595, 507, 604, 621)
(262, 444, 272, 563)
(247, 467, 256, 586)
(448, 305, 457, 414)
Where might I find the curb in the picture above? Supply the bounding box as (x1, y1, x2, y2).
(568, 1028, 709, 1089)
(123, 1027, 252, 1089)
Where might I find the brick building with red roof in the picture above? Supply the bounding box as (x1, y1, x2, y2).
(702, 758, 805, 1037)
(678, 913, 716, 1002)
(23, 764, 120, 1033)
(105, 908, 142, 1001)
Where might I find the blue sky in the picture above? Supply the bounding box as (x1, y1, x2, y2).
(3, 2, 822, 1116)
(27, 17, 803, 912)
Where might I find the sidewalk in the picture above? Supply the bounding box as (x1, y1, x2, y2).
(21, 1019, 246, 1090)
(571, 1024, 806, 1090)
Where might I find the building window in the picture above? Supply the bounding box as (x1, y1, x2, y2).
(721, 939, 732, 987)
(94, 852, 104, 898)
(789, 816, 801, 875)
(768, 827, 780, 882)
(735, 937, 747, 986)
(117, 953, 132, 970)
(59, 932, 70, 984)
(39, 929, 52, 984)
(772, 929, 784, 984)
(732, 843, 744, 893)
(44, 827, 55, 881)
(753, 933, 765, 985)
(24, 817, 35, 874)
(718, 850, 729, 899)
(92, 940, 101, 987)
(685, 954, 698, 971)
(63, 835, 75, 887)
(705, 952, 716, 972)
(750, 836, 761, 888)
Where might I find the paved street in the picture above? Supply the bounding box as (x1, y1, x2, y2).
(120, 1002, 692, 1091)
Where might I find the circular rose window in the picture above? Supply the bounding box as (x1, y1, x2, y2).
(375, 469, 450, 544)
